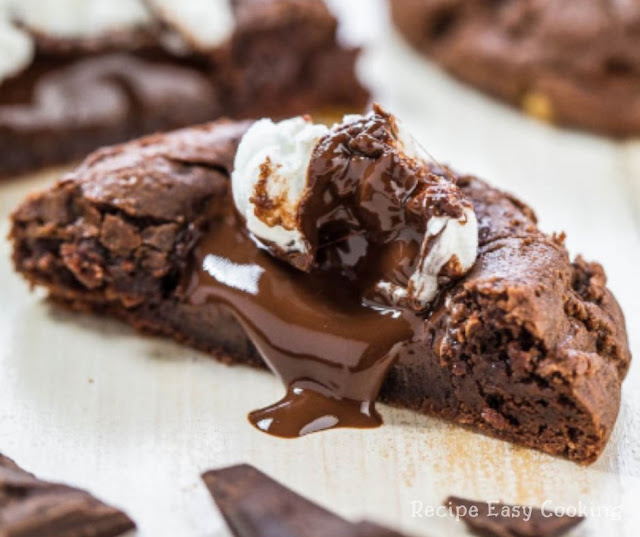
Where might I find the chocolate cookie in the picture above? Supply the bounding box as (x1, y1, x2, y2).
(0, 0, 368, 178)
(9, 117, 631, 463)
(390, 0, 640, 136)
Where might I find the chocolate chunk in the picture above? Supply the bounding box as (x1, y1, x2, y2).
(446, 496, 584, 537)
(233, 106, 477, 312)
(202, 464, 410, 537)
(302, 105, 477, 311)
(0, 453, 135, 537)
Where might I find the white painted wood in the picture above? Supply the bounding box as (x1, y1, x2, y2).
(1, 2, 639, 536)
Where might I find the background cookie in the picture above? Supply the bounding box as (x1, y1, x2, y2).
(390, 0, 640, 136)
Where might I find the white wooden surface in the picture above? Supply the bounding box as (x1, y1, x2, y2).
(1, 2, 639, 536)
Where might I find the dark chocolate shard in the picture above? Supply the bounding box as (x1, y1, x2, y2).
(21, 24, 159, 55)
(446, 496, 584, 537)
(0, 453, 135, 537)
(202, 464, 412, 537)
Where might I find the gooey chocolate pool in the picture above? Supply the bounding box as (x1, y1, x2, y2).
(185, 107, 478, 437)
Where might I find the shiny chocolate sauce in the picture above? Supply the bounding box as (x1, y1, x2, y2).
(186, 204, 422, 437)
(186, 107, 469, 438)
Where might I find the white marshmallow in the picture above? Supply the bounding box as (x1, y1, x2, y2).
(10, 0, 152, 38)
(232, 117, 329, 254)
(147, 0, 234, 51)
(0, 0, 237, 83)
(359, 110, 478, 309)
(376, 207, 478, 309)
(0, 16, 33, 83)
(0, 0, 148, 82)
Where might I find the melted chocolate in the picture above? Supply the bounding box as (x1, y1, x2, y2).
(186, 204, 422, 438)
(256, 106, 472, 312)
(186, 107, 471, 438)
(203, 464, 413, 537)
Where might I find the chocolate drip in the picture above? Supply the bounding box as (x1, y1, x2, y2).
(185, 108, 477, 438)
(303, 108, 467, 261)
(186, 203, 421, 437)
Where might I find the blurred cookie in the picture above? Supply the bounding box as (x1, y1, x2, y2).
(391, 0, 640, 136)
(0, 0, 368, 177)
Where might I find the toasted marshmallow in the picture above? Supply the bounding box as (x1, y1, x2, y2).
(10, 0, 152, 38)
(147, 0, 234, 51)
(232, 117, 329, 255)
(0, 15, 33, 83)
